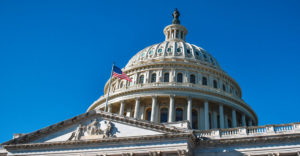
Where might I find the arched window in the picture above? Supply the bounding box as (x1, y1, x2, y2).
(164, 73, 169, 82)
(175, 108, 183, 121)
(222, 84, 226, 91)
(213, 80, 218, 88)
(177, 73, 183, 83)
(160, 108, 168, 123)
(192, 110, 198, 129)
(145, 108, 151, 121)
(190, 74, 196, 84)
(151, 73, 156, 83)
(139, 75, 144, 84)
(202, 77, 207, 85)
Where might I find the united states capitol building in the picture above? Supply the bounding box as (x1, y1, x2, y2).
(1, 9, 300, 156)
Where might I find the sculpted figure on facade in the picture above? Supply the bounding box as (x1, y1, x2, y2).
(87, 119, 102, 135)
(68, 123, 86, 141)
(103, 121, 113, 138)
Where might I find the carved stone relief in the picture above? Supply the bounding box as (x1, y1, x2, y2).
(68, 119, 116, 141)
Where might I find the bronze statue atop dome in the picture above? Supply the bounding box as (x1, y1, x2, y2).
(172, 8, 180, 24)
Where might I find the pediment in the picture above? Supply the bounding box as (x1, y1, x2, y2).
(2, 110, 186, 145)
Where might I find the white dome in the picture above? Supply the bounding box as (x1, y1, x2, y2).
(125, 41, 221, 69)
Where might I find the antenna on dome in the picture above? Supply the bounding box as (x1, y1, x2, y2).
(172, 8, 180, 24)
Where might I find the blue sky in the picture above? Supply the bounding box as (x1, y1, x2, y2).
(0, 0, 300, 142)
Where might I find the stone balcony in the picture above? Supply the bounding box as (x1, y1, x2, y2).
(194, 122, 300, 139)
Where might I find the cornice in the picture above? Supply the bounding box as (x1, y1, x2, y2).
(3, 133, 195, 150)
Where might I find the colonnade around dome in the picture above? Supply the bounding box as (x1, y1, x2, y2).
(99, 95, 255, 130)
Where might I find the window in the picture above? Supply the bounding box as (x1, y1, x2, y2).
(120, 82, 123, 88)
(145, 109, 151, 121)
(195, 51, 199, 56)
(167, 48, 172, 52)
(160, 108, 168, 123)
(210, 58, 215, 64)
(139, 75, 144, 84)
(164, 73, 169, 82)
(202, 77, 207, 85)
(222, 84, 226, 91)
(213, 80, 218, 88)
(158, 48, 163, 53)
(141, 52, 146, 57)
(190, 74, 196, 84)
(151, 73, 156, 83)
(187, 49, 191, 54)
(175, 108, 183, 121)
(177, 73, 183, 83)
(192, 110, 198, 129)
(203, 54, 208, 61)
(149, 49, 154, 55)
(177, 47, 182, 52)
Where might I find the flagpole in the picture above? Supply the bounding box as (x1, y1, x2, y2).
(105, 62, 114, 112)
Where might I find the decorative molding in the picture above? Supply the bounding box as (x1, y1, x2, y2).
(3, 133, 195, 150)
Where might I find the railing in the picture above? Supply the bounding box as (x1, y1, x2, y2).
(195, 123, 300, 139)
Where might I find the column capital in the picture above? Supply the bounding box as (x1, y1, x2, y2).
(187, 96, 192, 101)
(135, 97, 141, 101)
(169, 94, 175, 98)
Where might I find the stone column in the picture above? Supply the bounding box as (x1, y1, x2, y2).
(119, 101, 125, 115)
(168, 95, 175, 122)
(242, 114, 246, 126)
(224, 114, 229, 128)
(151, 96, 157, 122)
(249, 120, 253, 126)
(212, 110, 218, 128)
(108, 104, 112, 113)
(134, 98, 140, 119)
(187, 97, 192, 128)
(199, 106, 204, 130)
(232, 109, 237, 128)
(204, 100, 210, 130)
(219, 104, 224, 129)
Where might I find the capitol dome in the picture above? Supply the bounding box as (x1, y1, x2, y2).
(88, 9, 258, 130)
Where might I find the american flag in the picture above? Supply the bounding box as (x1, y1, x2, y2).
(112, 66, 132, 82)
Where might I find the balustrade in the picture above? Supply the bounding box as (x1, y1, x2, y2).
(195, 123, 300, 139)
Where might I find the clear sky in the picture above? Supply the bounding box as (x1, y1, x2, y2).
(0, 0, 300, 143)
